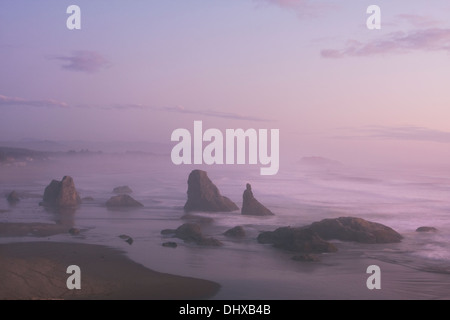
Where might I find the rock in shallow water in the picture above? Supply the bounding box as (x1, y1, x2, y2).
(41, 176, 81, 208)
(162, 242, 178, 248)
(416, 226, 437, 232)
(164, 223, 223, 247)
(308, 217, 403, 244)
(118, 234, 133, 245)
(241, 184, 274, 216)
(258, 227, 337, 253)
(183, 170, 238, 212)
(68, 228, 80, 235)
(106, 194, 143, 208)
(224, 226, 246, 238)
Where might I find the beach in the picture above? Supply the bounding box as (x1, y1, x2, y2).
(0, 240, 219, 300)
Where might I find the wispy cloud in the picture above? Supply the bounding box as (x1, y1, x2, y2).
(337, 126, 450, 144)
(108, 104, 271, 122)
(396, 14, 440, 28)
(0, 94, 270, 122)
(321, 28, 450, 58)
(255, 0, 335, 18)
(0, 94, 68, 108)
(51, 51, 110, 73)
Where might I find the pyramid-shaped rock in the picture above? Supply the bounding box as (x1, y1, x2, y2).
(184, 170, 238, 212)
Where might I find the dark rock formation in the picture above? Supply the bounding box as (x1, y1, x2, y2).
(7, 191, 20, 204)
(175, 223, 203, 242)
(113, 186, 133, 194)
(106, 194, 143, 208)
(161, 229, 176, 235)
(162, 242, 178, 248)
(42, 176, 81, 208)
(258, 227, 337, 253)
(292, 254, 320, 262)
(172, 223, 222, 246)
(118, 234, 133, 245)
(224, 226, 246, 238)
(308, 217, 402, 244)
(241, 183, 274, 216)
(416, 226, 437, 233)
(183, 170, 238, 212)
(82, 196, 94, 201)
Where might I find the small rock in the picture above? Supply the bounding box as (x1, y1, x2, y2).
(224, 226, 246, 238)
(174, 223, 204, 242)
(106, 194, 143, 208)
(174, 223, 223, 247)
(7, 191, 20, 204)
(162, 242, 178, 248)
(118, 234, 133, 245)
(82, 196, 94, 201)
(113, 186, 133, 194)
(416, 226, 437, 232)
(68, 228, 80, 235)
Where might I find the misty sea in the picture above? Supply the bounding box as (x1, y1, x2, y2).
(1, 154, 450, 299)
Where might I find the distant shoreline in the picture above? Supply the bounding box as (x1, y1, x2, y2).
(0, 241, 220, 300)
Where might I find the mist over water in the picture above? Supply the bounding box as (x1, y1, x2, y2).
(1, 153, 450, 299)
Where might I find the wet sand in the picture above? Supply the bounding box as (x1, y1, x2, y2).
(0, 241, 220, 300)
(0, 222, 69, 237)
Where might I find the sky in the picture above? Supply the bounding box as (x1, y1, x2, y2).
(1, 0, 450, 166)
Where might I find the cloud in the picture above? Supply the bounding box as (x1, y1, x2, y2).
(255, 0, 335, 18)
(0, 94, 270, 122)
(0, 94, 68, 108)
(163, 106, 271, 122)
(321, 28, 450, 58)
(337, 126, 450, 144)
(51, 51, 110, 73)
(108, 103, 271, 122)
(396, 14, 440, 28)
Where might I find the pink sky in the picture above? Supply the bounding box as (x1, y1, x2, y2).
(1, 1, 450, 166)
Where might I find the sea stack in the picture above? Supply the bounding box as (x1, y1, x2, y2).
(241, 183, 274, 216)
(184, 170, 238, 212)
(42, 176, 81, 208)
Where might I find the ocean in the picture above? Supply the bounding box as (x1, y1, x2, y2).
(1, 154, 450, 299)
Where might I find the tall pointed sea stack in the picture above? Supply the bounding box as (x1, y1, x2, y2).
(241, 183, 274, 216)
(184, 170, 238, 212)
